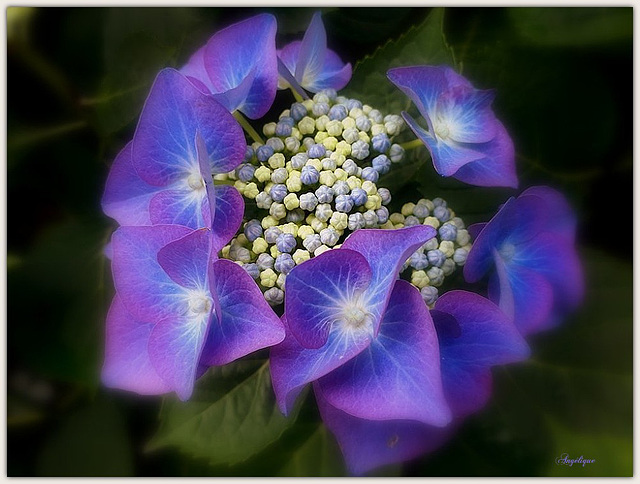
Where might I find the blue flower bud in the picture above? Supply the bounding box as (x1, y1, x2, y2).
(271, 167, 288, 184)
(243, 263, 260, 279)
(299, 192, 319, 211)
(285, 137, 301, 154)
(332, 180, 350, 196)
(335, 194, 354, 213)
(244, 219, 263, 242)
(302, 233, 322, 253)
(350, 188, 368, 206)
(301, 165, 320, 185)
(308, 143, 326, 159)
(264, 287, 284, 305)
(321, 88, 337, 101)
(348, 212, 365, 230)
(361, 166, 379, 182)
(351, 140, 370, 160)
(439, 223, 458, 241)
(389, 143, 405, 163)
(275, 253, 296, 275)
(371, 133, 391, 153)
(342, 128, 359, 144)
(286, 208, 305, 223)
(276, 233, 297, 253)
(255, 191, 273, 210)
(315, 185, 334, 203)
(376, 206, 389, 224)
(322, 157, 337, 171)
(312, 102, 330, 117)
(409, 251, 429, 270)
(266, 137, 285, 152)
(264, 226, 282, 244)
(236, 163, 256, 182)
(342, 159, 358, 176)
(315, 203, 332, 222)
(291, 153, 308, 169)
(355, 115, 372, 132)
(404, 215, 420, 226)
(377, 187, 391, 205)
(363, 210, 378, 227)
(345, 99, 362, 111)
(434, 205, 451, 222)
(412, 203, 430, 219)
(432, 197, 447, 208)
(453, 247, 469, 265)
(320, 227, 340, 246)
(270, 183, 288, 202)
(427, 266, 445, 286)
(256, 145, 274, 162)
(290, 102, 307, 121)
(279, 115, 295, 126)
(368, 109, 383, 123)
(256, 253, 274, 270)
(427, 249, 446, 267)
(244, 145, 254, 162)
(275, 122, 293, 137)
(329, 104, 348, 121)
(372, 154, 391, 174)
(420, 286, 438, 306)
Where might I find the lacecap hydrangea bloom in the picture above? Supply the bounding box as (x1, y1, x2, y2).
(99, 10, 585, 476)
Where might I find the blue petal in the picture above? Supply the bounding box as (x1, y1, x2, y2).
(203, 14, 278, 119)
(387, 66, 451, 124)
(315, 383, 455, 476)
(111, 225, 193, 323)
(101, 294, 171, 395)
(211, 185, 245, 255)
(435, 87, 498, 144)
(317, 280, 451, 426)
(101, 142, 155, 226)
(341, 226, 435, 336)
(149, 189, 208, 229)
(284, 249, 372, 349)
(200, 259, 285, 366)
(157, 228, 211, 290)
(295, 12, 327, 86)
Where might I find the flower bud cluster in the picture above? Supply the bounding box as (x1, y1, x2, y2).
(218, 90, 407, 304)
(389, 197, 473, 306)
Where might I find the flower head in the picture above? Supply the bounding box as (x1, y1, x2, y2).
(387, 65, 517, 188)
(464, 186, 584, 335)
(278, 12, 352, 94)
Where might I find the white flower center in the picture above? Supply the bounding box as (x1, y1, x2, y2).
(499, 242, 517, 262)
(338, 295, 374, 334)
(186, 291, 211, 316)
(434, 119, 450, 139)
(187, 173, 205, 191)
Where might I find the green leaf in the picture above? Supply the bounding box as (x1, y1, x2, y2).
(148, 360, 300, 467)
(277, 425, 345, 477)
(343, 7, 457, 115)
(36, 397, 134, 476)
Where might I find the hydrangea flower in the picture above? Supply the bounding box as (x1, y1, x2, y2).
(277, 12, 352, 94)
(387, 65, 518, 188)
(315, 290, 529, 475)
(180, 13, 278, 119)
(102, 225, 286, 400)
(270, 226, 451, 430)
(101, 68, 245, 236)
(464, 186, 584, 335)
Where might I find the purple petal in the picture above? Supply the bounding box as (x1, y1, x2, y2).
(148, 313, 210, 400)
(432, 290, 529, 417)
(148, 189, 208, 229)
(210, 66, 256, 114)
(489, 255, 555, 336)
(467, 222, 487, 240)
(317, 280, 451, 426)
(199, 259, 285, 366)
(449, 120, 518, 188)
(270, 315, 375, 416)
(295, 12, 327, 86)
(133, 68, 244, 187)
(308, 57, 352, 92)
(276, 56, 308, 98)
(387, 66, 450, 125)
(179, 44, 209, 92)
(203, 14, 278, 119)
(521, 186, 577, 243)
(284, 248, 373, 349)
(101, 295, 171, 395)
(341, 225, 436, 336)
(315, 383, 455, 476)
(401, 111, 485, 177)
(435, 87, 498, 144)
(211, 185, 245, 255)
(111, 224, 193, 323)
(101, 142, 155, 226)
(157, 227, 211, 290)
(277, 42, 300, 82)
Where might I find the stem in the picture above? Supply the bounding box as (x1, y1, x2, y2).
(400, 138, 425, 151)
(233, 111, 264, 145)
(289, 86, 304, 103)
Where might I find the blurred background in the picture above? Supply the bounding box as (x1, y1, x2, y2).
(7, 7, 633, 476)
